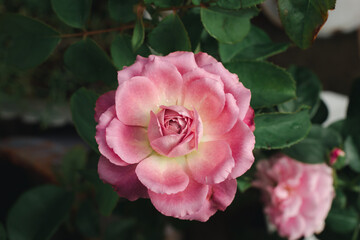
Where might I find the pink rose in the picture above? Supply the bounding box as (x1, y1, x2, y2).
(95, 51, 255, 221)
(253, 154, 334, 240)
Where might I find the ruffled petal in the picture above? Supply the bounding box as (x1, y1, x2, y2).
(115, 76, 160, 126)
(162, 51, 198, 74)
(117, 55, 148, 84)
(95, 106, 128, 166)
(183, 77, 225, 121)
(106, 118, 152, 164)
(211, 179, 238, 211)
(94, 90, 115, 123)
(148, 179, 209, 218)
(187, 141, 235, 184)
(135, 155, 189, 194)
(203, 93, 239, 136)
(143, 56, 183, 105)
(98, 156, 148, 201)
(243, 106, 255, 131)
(194, 52, 218, 67)
(149, 134, 184, 157)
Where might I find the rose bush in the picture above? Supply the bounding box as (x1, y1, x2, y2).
(94, 51, 255, 221)
(253, 154, 334, 240)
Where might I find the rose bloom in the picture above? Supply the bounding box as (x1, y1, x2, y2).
(95, 51, 255, 221)
(253, 154, 334, 240)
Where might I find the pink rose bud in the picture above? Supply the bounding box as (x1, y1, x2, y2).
(94, 52, 255, 221)
(330, 148, 345, 165)
(253, 154, 334, 240)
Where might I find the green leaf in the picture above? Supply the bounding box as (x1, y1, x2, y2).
(311, 99, 328, 124)
(237, 176, 252, 193)
(326, 207, 358, 234)
(224, 61, 296, 108)
(64, 39, 117, 86)
(345, 136, 360, 173)
(278, 0, 336, 49)
(144, 0, 182, 7)
(0, 223, 6, 240)
(278, 66, 321, 117)
(70, 88, 99, 153)
(0, 14, 60, 69)
(332, 189, 347, 209)
(217, 0, 265, 9)
(200, 30, 219, 59)
(200, 7, 258, 44)
(132, 17, 145, 51)
(283, 125, 342, 164)
(108, 0, 137, 23)
(182, 9, 204, 51)
(6, 185, 73, 240)
(60, 145, 87, 187)
(148, 14, 191, 55)
(81, 170, 119, 216)
(219, 25, 289, 62)
(75, 200, 100, 238)
(347, 78, 360, 119)
(51, 0, 91, 29)
(254, 109, 311, 149)
(104, 218, 136, 240)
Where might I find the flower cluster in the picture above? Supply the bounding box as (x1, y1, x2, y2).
(95, 51, 255, 221)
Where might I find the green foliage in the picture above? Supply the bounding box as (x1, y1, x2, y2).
(326, 207, 358, 234)
(144, 0, 182, 7)
(225, 61, 296, 108)
(75, 200, 100, 238)
(254, 109, 311, 149)
(182, 9, 203, 51)
(148, 14, 191, 55)
(64, 39, 117, 86)
(104, 218, 136, 240)
(200, 7, 258, 44)
(70, 88, 99, 153)
(237, 176, 252, 193)
(6, 185, 73, 240)
(278, 0, 336, 49)
(217, 0, 266, 10)
(0, 223, 6, 240)
(132, 17, 145, 51)
(108, 0, 137, 23)
(60, 145, 87, 187)
(51, 0, 92, 29)
(219, 25, 289, 62)
(0, 14, 60, 69)
(345, 136, 360, 173)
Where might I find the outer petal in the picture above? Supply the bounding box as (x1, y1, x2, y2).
(187, 141, 235, 184)
(183, 77, 225, 121)
(98, 156, 148, 201)
(202, 63, 251, 120)
(203, 94, 239, 136)
(162, 51, 198, 74)
(194, 52, 218, 67)
(220, 120, 255, 179)
(94, 91, 115, 123)
(179, 198, 216, 222)
(143, 56, 183, 105)
(149, 180, 209, 218)
(115, 76, 160, 126)
(243, 106, 255, 131)
(117, 55, 148, 84)
(106, 118, 152, 164)
(135, 155, 189, 194)
(95, 106, 128, 166)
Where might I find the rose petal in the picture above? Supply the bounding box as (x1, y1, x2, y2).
(194, 52, 218, 67)
(279, 216, 306, 240)
(98, 156, 148, 201)
(179, 198, 216, 222)
(183, 77, 225, 121)
(150, 134, 184, 156)
(243, 106, 255, 131)
(94, 90, 115, 123)
(187, 141, 235, 184)
(115, 76, 160, 126)
(162, 51, 198, 74)
(203, 93, 239, 136)
(211, 179, 238, 211)
(117, 55, 148, 85)
(95, 106, 128, 166)
(135, 155, 189, 194)
(202, 63, 251, 120)
(106, 118, 152, 164)
(148, 111, 163, 142)
(149, 179, 209, 218)
(143, 56, 183, 105)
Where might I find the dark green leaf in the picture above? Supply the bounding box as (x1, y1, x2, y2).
(132, 17, 145, 51)
(148, 14, 191, 55)
(51, 0, 91, 28)
(278, 66, 321, 117)
(237, 176, 252, 193)
(332, 189, 347, 209)
(284, 125, 342, 164)
(219, 25, 289, 62)
(144, 0, 182, 7)
(200, 7, 258, 44)
(76, 200, 100, 237)
(254, 109, 311, 149)
(0, 14, 60, 69)
(108, 0, 137, 23)
(6, 185, 73, 240)
(200, 30, 219, 59)
(64, 39, 117, 86)
(225, 61, 296, 108)
(278, 0, 336, 49)
(70, 88, 99, 153)
(182, 9, 203, 51)
(345, 136, 360, 173)
(347, 78, 360, 119)
(104, 218, 136, 240)
(0, 223, 6, 240)
(217, 0, 265, 9)
(326, 207, 358, 234)
(60, 145, 87, 187)
(311, 99, 328, 124)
